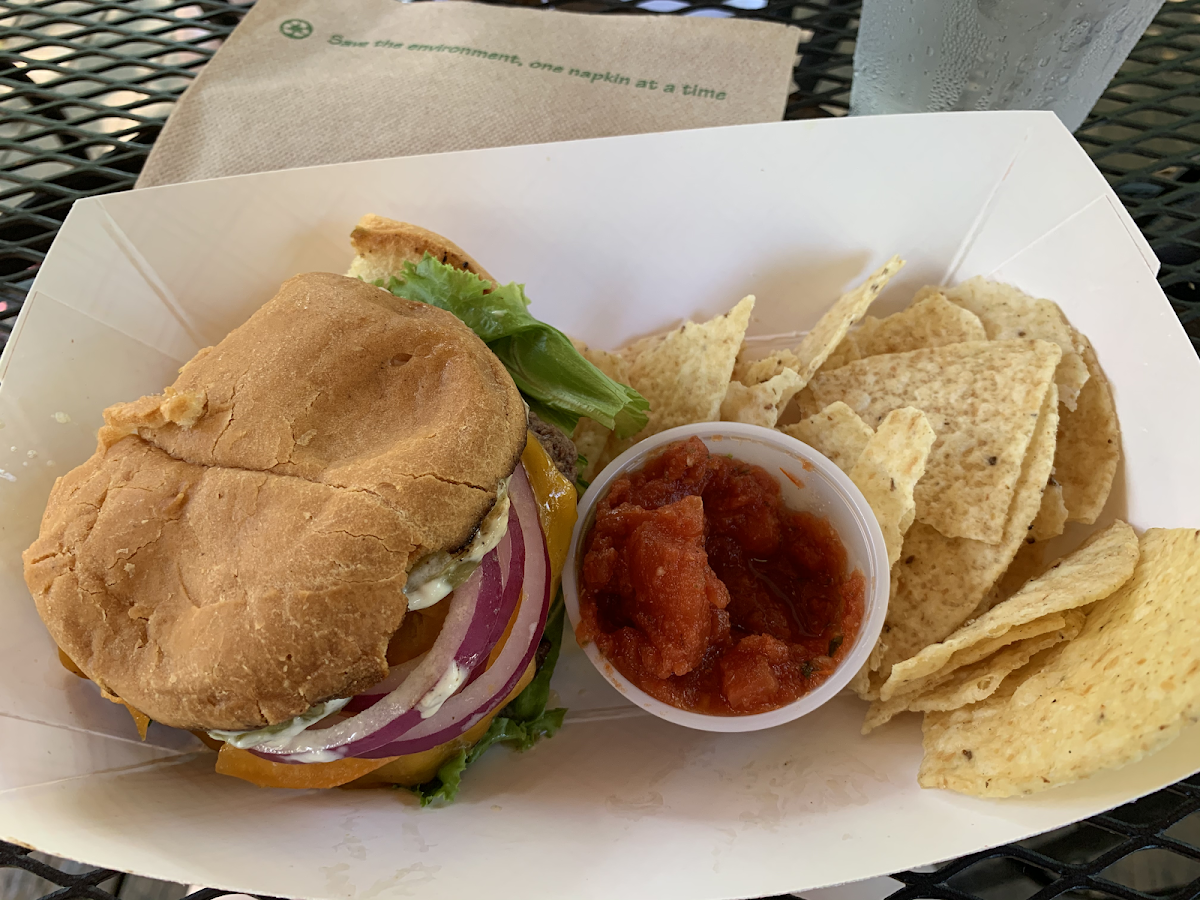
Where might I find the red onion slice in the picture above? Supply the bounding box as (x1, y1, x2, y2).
(248, 470, 531, 764)
(342, 652, 426, 714)
(334, 476, 542, 759)
(341, 510, 524, 715)
(461, 510, 525, 687)
(357, 461, 552, 758)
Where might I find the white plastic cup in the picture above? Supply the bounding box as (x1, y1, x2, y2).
(562, 422, 889, 733)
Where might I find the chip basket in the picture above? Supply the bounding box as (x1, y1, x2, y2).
(0, 1, 1198, 899)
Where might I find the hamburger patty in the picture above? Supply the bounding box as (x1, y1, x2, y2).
(528, 411, 579, 484)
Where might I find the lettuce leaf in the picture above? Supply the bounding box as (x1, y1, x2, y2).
(381, 256, 648, 439)
(411, 594, 568, 806)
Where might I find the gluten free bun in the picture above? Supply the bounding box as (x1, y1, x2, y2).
(24, 272, 526, 732)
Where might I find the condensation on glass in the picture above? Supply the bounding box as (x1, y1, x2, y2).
(850, 0, 1166, 131)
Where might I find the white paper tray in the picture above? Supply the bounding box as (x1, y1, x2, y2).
(1, 111, 1197, 900)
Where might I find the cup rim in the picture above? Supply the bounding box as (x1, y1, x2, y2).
(562, 421, 889, 733)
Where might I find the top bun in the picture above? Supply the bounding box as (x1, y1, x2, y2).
(24, 272, 526, 731)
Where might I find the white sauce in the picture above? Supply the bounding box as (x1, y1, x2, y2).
(417, 662, 467, 719)
(208, 697, 349, 750)
(404, 478, 510, 611)
(273, 747, 347, 764)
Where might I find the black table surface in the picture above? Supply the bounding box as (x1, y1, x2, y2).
(0, 2, 1198, 900)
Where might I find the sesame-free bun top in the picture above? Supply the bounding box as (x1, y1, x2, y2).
(24, 272, 527, 731)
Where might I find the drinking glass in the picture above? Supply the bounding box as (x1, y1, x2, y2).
(850, 0, 1166, 131)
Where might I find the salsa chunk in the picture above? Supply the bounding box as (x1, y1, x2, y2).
(578, 437, 864, 715)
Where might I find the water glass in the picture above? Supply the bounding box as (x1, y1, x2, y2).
(850, 0, 1166, 131)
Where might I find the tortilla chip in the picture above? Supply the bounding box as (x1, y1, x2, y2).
(570, 342, 630, 482)
(861, 612, 1083, 733)
(908, 613, 1084, 712)
(919, 528, 1200, 797)
(819, 337, 861, 373)
(876, 383, 1060, 688)
(807, 340, 1061, 544)
(882, 609, 1077, 705)
(849, 657, 878, 700)
(848, 626, 890, 700)
(591, 436, 628, 480)
(823, 292, 987, 373)
(1028, 479, 1068, 542)
(1055, 333, 1120, 523)
(720, 368, 804, 428)
(971, 539, 1045, 620)
(573, 341, 627, 381)
(781, 402, 874, 473)
(792, 386, 820, 420)
(573, 422, 610, 483)
(619, 296, 754, 442)
(848, 408, 935, 567)
(940, 277, 1089, 411)
(856, 291, 988, 354)
(847, 665, 871, 700)
(734, 257, 904, 386)
(882, 519, 1138, 700)
(856, 703, 899, 733)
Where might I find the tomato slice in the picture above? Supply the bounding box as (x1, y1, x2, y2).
(216, 745, 396, 789)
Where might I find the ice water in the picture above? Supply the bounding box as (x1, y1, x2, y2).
(850, 0, 1165, 131)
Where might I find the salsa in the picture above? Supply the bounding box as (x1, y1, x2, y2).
(578, 436, 864, 715)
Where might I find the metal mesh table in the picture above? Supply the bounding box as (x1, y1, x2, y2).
(1, 2, 1199, 899)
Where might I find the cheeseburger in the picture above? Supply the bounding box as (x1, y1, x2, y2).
(23, 216, 646, 801)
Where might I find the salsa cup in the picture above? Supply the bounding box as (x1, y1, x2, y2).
(562, 421, 889, 733)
